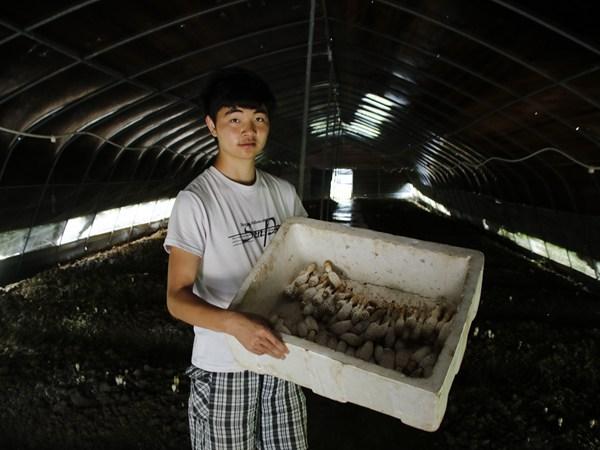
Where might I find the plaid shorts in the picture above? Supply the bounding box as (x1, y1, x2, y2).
(186, 366, 308, 450)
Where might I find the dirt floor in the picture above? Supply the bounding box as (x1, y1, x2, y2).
(1, 200, 599, 449)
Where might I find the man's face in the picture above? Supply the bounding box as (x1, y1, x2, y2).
(205, 105, 270, 162)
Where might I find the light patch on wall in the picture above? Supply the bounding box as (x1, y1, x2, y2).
(545, 242, 571, 267)
(342, 121, 380, 139)
(495, 228, 597, 280)
(392, 71, 416, 84)
(392, 184, 598, 280)
(397, 183, 451, 216)
(568, 251, 596, 278)
(342, 93, 398, 139)
(0, 198, 175, 261)
(60, 216, 93, 245)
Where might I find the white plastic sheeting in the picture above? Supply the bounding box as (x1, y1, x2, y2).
(0, 198, 175, 260)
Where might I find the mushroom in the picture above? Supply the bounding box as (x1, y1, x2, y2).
(422, 305, 441, 340)
(327, 335, 338, 350)
(336, 340, 348, 353)
(339, 332, 363, 347)
(334, 298, 354, 321)
(293, 262, 317, 286)
(274, 319, 291, 335)
(394, 305, 406, 336)
(304, 315, 319, 332)
(323, 260, 344, 290)
(350, 296, 370, 323)
(356, 340, 374, 361)
(383, 325, 396, 348)
(378, 348, 395, 369)
(316, 330, 329, 346)
(329, 319, 353, 336)
(395, 349, 411, 371)
(409, 307, 426, 341)
(352, 319, 370, 334)
(301, 287, 318, 303)
(296, 320, 308, 338)
(307, 274, 320, 287)
(411, 345, 432, 365)
(302, 303, 315, 316)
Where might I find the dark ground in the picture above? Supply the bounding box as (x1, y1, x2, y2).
(1, 199, 599, 449)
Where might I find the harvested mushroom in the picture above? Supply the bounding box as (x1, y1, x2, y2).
(323, 260, 344, 289)
(329, 319, 353, 336)
(404, 359, 418, 374)
(334, 291, 353, 301)
(296, 320, 308, 338)
(307, 274, 320, 287)
(351, 297, 370, 324)
(435, 307, 455, 332)
(374, 345, 384, 362)
(334, 298, 354, 321)
(364, 320, 387, 341)
(383, 325, 396, 348)
(409, 308, 426, 341)
(411, 345, 432, 364)
(283, 283, 296, 297)
(274, 319, 291, 335)
(394, 339, 406, 352)
(356, 340, 374, 361)
(378, 348, 395, 369)
(336, 340, 348, 353)
(301, 287, 318, 303)
(319, 296, 337, 316)
(368, 307, 387, 324)
(316, 330, 329, 346)
(293, 263, 317, 286)
(394, 305, 406, 336)
(327, 335, 338, 350)
(411, 367, 424, 378)
(402, 307, 418, 340)
(352, 319, 370, 334)
(302, 303, 315, 316)
(304, 315, 319, 332)
(423, 364, 434, 378)
(339, 332, 363, 347)
(395, 349, 411, 370)
(420, 352, 437, 370)
(436, 320, 452, 346)
(422, 305, 441, 340)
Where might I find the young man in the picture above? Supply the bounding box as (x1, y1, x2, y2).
(164, 68, 308, 450)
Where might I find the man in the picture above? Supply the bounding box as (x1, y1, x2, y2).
(164, 68, 308, 450)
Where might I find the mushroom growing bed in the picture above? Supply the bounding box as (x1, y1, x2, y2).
(227, 217, 484, 431)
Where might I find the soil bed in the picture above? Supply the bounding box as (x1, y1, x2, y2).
(1, 200, 598, 449)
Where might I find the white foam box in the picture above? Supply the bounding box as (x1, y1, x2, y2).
(227, 217, 484, 431)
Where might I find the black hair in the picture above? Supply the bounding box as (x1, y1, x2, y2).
(201, 67, 276, 121)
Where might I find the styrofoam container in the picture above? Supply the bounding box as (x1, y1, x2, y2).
(227, 217, 484, 431)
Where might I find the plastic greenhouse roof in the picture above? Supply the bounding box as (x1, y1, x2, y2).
(1, 0, 599, 237)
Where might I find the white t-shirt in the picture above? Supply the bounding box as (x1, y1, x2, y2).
(164, 166, 307, 372)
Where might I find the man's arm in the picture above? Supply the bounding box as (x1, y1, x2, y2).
(166, 246, 288, 359)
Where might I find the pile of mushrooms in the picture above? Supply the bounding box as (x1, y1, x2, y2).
(269, 261, 456, 378)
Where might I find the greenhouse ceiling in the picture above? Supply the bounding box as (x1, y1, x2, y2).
(0, 1, 599, 236)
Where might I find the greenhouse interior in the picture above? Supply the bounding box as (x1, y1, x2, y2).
(0, 1, 598, 449)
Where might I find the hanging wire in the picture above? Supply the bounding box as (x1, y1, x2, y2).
(448, 146, 600, 174)
(0, 124, 192, 156)
(2, 125, 599, 174)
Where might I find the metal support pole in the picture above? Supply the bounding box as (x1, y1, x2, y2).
(298, 0, 316, 200)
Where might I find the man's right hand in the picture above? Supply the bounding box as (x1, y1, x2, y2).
(226, 311, 289, 360)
